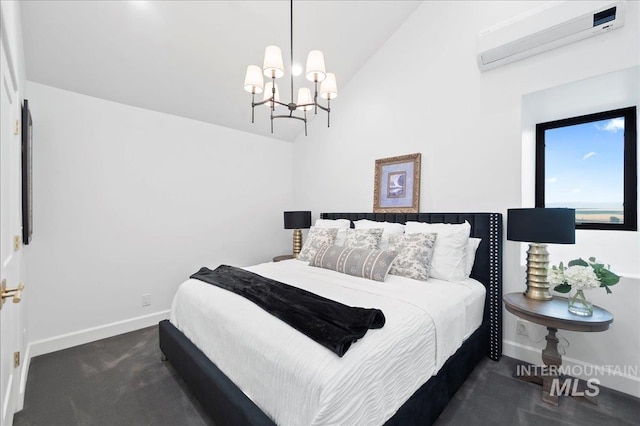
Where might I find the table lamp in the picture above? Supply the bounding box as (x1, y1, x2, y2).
(284, 211, 311, 258)
(507, 208, 575, 300)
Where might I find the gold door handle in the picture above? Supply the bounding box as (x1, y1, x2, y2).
(1, 280, 24, 308)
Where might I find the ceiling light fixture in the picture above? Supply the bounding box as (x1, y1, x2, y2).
(130, 1, 149, 9)
(243, 0, 338, 136)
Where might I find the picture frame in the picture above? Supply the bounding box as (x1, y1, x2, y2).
(373, 153, 421, 213)
(22, 99, 33, 245)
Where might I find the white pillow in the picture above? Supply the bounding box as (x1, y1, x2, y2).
(314, 218, 350, 246)
(465, 238, 482, 277)
(354, 219, 405, 250)
(405, 221, 471, 282)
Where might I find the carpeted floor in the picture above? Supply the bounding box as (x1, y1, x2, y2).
(437, 354, 640, 426)
(14, 326, 640, 426)
(14, 326, 213, 426)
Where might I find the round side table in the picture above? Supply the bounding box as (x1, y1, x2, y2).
(272, 254, 295, 262)
(503, 292, 613, 406)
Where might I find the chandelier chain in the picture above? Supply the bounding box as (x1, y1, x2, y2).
(290, 0, 294, 104)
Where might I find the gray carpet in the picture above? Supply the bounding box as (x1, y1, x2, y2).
(14, 326, 640, 426)
(436, 356, 640, 426)
(14, 326, 213, 426)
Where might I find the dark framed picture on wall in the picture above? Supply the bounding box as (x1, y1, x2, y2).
(22, 99, 33, 245)
(373, 153, 421, 213)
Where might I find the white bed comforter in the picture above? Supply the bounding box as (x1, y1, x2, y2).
(170, 259, 485, 426)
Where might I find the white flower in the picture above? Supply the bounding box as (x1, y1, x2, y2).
(563, 265, 600, 290)
(550, 257, 619, 295)
(548, 268, 565, 286)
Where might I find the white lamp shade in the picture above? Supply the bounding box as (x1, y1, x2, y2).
(243, 65, 264, 94)
(296, 87, 313, 111)
(305, 50, 326, 82)
(263, 46, 284, 79)
(263, 82, 280, 104)
(320, 73, 338, 100)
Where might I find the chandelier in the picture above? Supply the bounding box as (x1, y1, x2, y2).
(243, 0, 338, 136)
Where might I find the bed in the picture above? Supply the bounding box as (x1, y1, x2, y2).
(159, 212, 502, 425)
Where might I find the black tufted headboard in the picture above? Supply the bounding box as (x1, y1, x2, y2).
(321, 212, 502, 361)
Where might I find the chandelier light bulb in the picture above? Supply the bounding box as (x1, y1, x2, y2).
(243, 65, 264, 94)
(305, 50, 326, 82)
(263, 46, 285, 79)
(263, 81, 280, 107)
(320, 73, 338, 100)
(296, 88, 313, 111)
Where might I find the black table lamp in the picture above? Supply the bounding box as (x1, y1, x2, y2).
(284, 211, 312, 258)
(507, 208, 575, 301)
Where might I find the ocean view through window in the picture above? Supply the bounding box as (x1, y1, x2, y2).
(536, 107, 637, 231)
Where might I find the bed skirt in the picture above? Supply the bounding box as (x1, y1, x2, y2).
(159, 319, 489, 426)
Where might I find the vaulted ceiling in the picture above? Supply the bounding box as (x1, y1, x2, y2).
(21, 1, 422, 141)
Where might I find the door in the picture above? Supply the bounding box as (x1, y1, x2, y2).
(0, 37, 24, 426)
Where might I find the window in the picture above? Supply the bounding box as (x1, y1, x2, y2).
(536, 106, 637, 231)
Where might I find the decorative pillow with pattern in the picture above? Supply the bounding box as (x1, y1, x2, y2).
(388, 233, 438, 281)
(297, 227, 338, 262)
(344, 228, 383, 250)
(354, 219, 405, 250)
(310, 244, 398, 282)
(314, 218, 351, 246)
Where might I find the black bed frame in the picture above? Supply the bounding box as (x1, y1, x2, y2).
(159, 212, 502, 426)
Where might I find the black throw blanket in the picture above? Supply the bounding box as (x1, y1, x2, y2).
(190, 265, 385, 357)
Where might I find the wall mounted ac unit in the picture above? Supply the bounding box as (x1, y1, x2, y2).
(477, 1, 625, 71)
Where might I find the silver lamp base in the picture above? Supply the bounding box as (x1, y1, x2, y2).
(524, 243, 552, 301)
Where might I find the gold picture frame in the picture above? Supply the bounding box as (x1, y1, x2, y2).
(373, 153, 421, 213)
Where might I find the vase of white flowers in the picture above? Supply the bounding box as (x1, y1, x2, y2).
(567, 289, 593, 316)
(548, 257, 620, 317)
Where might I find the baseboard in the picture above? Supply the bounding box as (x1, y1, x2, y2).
(16, 344, 30, 412)
(503, 340, 640, 399)
(19, 309, 171, 407)
(27, 310, 171, 358)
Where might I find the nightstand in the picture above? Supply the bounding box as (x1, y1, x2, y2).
(504, 292, 613, 406)
(272, 255, 295, 262)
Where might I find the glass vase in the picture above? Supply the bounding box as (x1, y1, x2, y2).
(568, 289, 593, 317)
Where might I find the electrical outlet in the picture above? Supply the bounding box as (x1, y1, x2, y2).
(517, 320, 529, 337)
(141, 293, 151, 307)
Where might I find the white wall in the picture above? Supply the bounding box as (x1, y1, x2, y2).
(25, 82, 293, 355)
(292, 1, 640, 396)
(517, 66, 640, 397)
(522, 66, 640, 276)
